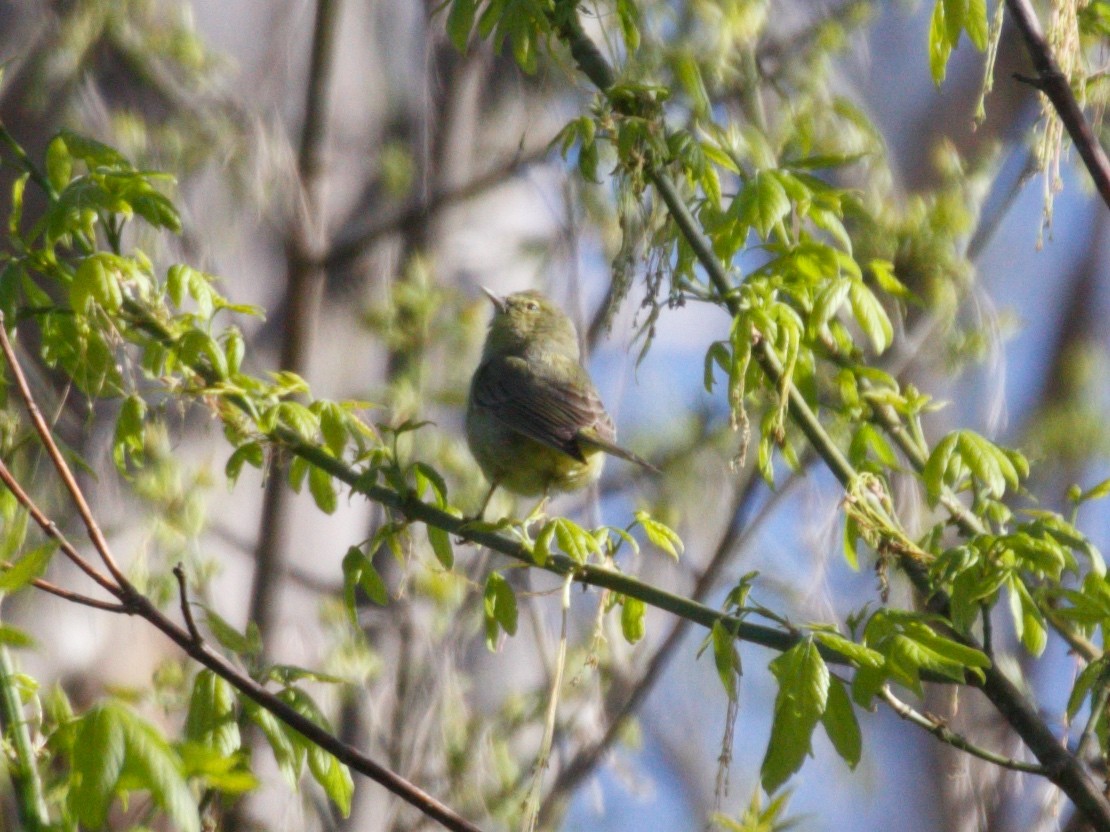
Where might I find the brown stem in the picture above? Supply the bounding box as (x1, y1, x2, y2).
(248, 0, 343, 651)
(0, 455, 121, 600)
(174, 563, 204, 645)
(0, 313, 133, 592)
(1005, 0, 1110, 210)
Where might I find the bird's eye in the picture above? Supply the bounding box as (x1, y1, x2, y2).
(525, 301, 539, 311)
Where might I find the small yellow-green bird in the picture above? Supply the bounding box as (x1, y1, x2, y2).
(466, 288, 658, 517)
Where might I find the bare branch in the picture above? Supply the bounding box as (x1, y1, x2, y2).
(880, 686, 1047, 775)
(1005, 0, 1110, 210)
(0, 313, 133, 591)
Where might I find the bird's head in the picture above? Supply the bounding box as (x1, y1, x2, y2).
(480, 288, 579, 359)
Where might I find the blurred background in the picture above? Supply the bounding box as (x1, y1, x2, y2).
(0, 0, 1107, 830)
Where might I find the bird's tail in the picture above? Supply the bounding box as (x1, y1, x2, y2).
(579, 433, 661, 473)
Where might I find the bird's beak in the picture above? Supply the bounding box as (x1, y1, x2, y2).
(480, 286, 507, 313)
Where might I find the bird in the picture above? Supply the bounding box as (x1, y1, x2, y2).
(466, 287, 658, 518)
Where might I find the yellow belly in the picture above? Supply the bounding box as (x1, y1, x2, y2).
(466, 406, 604, 496)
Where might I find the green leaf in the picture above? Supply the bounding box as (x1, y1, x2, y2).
(812, 631, 884, 669)
(621, 596, 646, 644)
(1008, 576, 1047, 656)
(737, 170, 790, 239)
(703, 341, 730, 393)
(411, 461, 448, 507)
(225, 442, 265, 485)
(634, 511, 683, 560)
(1077, 477, 1110, 504)
(922, 432, 959, 506)
(308, 466, 338, 514)
(761, 638, 829, 792)
(318, 402, 349, 456)
(553, 518, 600, 564)
(118, 710, 200, 832)
(185, 670, 241, 756)
(308, 744, 354, 816)
(928, 0, 954, 84)
(902, 621, 990, 672)
(483, 572, 517, 650)
(842, 515, 860, 571)
(1067, 657, 1109, 720)
(342, 546, 389, 614)
(204, 608, 262, 658)
(711, 620, 741, 699)
(532, 521, 556, 566)
(427, 525, 454, 569)
(446, 0, 477, 51)
(278, 401, 320, 441)
(112, 394, 147, 471)
(70, 705, 126, 828)
(849, 280, 893, 353)
(0, 542, 56, 592)
(72, 253, 125, 313)
(0, 624, 35, 648)
(965, 0, 989, 48)
(821, 676, 861, 769)
(45, 134, 73, 192)
(244, 700, 301, 786)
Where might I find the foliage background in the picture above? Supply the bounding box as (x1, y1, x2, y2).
(0, 0, 1108, 831)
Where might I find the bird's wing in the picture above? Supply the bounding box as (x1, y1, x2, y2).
(471, 354, 615, 462)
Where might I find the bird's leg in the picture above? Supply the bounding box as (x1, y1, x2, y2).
(456, 481, 502, 543)
(470, 480, 500, 523)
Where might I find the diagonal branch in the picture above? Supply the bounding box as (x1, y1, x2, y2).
(879, 686, 1047, 775)
(0, 316, 133, 592)
(1005, 0, 1110, 211)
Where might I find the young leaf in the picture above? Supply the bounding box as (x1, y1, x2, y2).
(483, 571, 518, 650)
(711, 620, 742, 699)
(634, 511, 683, 560)
(820, 676, 861, 769)
(427, 525, 454, 569)
(308, 465, 338, 514)
(69, 706, 126, 829)
(761, 638, 829, 792)
(185, 669, 241, 756)
(621, 596, 646, 644)
(0, 542, 56, 592)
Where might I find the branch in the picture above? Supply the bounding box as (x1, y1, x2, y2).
(0, 451, 124, 601)
(320, 147, 550, 271)
(0, 315, 132, 592)
(1005, 0, 1110, 211)
(0, 461, 483, 832)
(0, 341, 481, 832)
(0, 644, 50, 831)
(249, 0, 343, 652)
(879, 686, 1047, 775)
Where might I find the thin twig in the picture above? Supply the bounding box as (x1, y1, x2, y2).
(1005, 0, 1110, 211)
(0, 313, 133, 592)
(1076, 682, 1110, 763)
(173, 564, 203, 645)
(880, 686, 1047, 775)
(320, 147, 551, 271)
(0, 456, 122, 599)
(25, 575, 127, 613)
